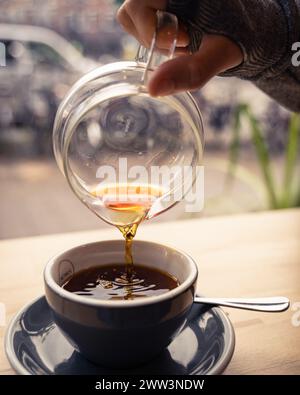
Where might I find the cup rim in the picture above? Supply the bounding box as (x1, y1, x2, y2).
(44, 239, 198, 308)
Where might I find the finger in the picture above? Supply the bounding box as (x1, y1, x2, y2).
(124, 1, 189, 48)
(126, 4, 159, 48)
(148, 34, 243, 96)
(117, 6, 140, 43)
(148, 53, 214, 96)
(117, 7, 189, 53)
(155, 26, 189, 49)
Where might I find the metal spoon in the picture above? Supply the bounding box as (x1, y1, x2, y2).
(194, 296, 290, 312)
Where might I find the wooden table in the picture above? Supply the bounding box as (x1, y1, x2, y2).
(1, 209, 300, 375)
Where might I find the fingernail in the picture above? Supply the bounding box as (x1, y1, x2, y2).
(153, 80, 175, 96)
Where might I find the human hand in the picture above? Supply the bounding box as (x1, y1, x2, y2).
(117, 0, 243, 96)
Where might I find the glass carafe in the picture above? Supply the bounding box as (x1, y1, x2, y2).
(53, 11, 204, 228)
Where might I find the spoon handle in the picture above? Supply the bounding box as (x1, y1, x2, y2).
(194, 296, 290, 312)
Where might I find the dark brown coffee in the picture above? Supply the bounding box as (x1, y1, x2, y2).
(63, 264, 179, 301)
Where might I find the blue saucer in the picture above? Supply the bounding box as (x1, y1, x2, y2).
(5, 296, 235, 375)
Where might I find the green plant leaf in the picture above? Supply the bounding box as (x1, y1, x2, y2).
(281, 113, 300, 207)
(226, 103, 247, 184)
(296, 189, 300, 206)
(244, 107, 278, 209)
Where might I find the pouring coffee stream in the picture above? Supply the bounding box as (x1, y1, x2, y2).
(92, 183, 165, 290)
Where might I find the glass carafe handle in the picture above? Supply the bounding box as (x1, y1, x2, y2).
(135, 10, 178, 85)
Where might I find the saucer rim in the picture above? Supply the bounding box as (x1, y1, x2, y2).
(5, 295, 235, 376)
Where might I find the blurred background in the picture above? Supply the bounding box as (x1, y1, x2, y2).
(0, 0, 299, 239)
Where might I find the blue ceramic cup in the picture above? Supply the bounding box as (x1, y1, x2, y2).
(44, 240, 198, 368)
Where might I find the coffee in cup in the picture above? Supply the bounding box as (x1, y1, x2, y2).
(63, 263, 179, 301)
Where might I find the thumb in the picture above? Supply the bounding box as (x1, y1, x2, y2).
(148, 35, 243, 96)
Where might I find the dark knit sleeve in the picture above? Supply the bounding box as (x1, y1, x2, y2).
(167, 0, 300, 81)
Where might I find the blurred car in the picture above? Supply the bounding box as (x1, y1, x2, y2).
(0, 24, 99, 155)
